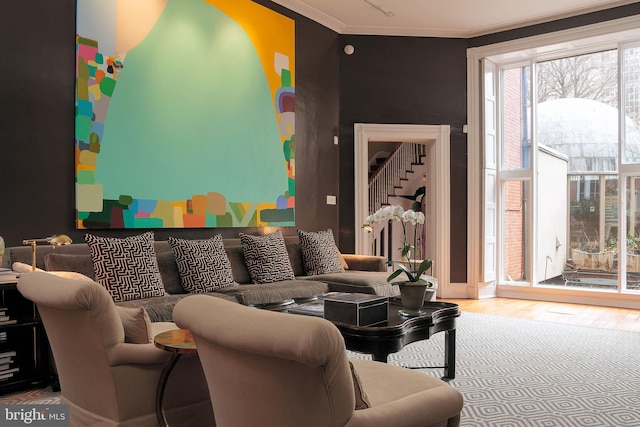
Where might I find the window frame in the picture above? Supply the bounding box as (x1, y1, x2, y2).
(467, 15, 640, 307)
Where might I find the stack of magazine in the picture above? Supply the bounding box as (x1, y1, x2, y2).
(0, 350, 19, 381)
(0, 307, 16, 326)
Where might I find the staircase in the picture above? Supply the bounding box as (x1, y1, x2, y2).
(368, 143, 426, 214)
(366, 143, 427, 259)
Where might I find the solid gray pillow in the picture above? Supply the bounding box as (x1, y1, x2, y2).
(44, 253, 96, 280)
(115, 306, 153, 344)
(155, 251, 185, 295)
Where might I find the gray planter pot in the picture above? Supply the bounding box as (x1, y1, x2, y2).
(398, 282, 434, 316)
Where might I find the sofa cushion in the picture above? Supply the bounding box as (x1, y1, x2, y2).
(298, 271, 401, 297)
(44, 253, 97, 280)
(215, 280, 329, 306)
(224, 245, 252, 284)
(116, 295, 186, 323)
(298, 229, 345, 276)
(239, 231, 295, 284)
(168, 235, 238, 293)
(284, 238, 306, 277)
(115, 306, 153, 344)
(155, 251, 185, 294)
(86, 231, 167, 303)
(116, 293, 239, 322)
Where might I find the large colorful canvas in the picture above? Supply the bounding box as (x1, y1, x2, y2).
(75, 0, 295, 228)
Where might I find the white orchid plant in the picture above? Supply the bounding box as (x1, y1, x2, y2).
(363, 205, 433, 285)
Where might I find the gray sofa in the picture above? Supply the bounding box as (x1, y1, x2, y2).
(3, 236, 398, 322)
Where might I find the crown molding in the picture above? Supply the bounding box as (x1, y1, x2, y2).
(269, 0, 640, 38)
(269, 0, 347, 33)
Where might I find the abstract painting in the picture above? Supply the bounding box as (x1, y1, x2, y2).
(75, 0, 295, 228)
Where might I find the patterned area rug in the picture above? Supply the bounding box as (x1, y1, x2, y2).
(1, 312, 638, 427)
(350, 311, 640, 427)
(0, 385, 60, 404)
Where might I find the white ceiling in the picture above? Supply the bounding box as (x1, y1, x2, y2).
(269, 0, 639, 38)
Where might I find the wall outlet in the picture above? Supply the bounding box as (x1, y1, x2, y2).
(326, 195, 337, 205)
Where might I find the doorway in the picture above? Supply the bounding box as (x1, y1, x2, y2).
(354, 123, 451, 291)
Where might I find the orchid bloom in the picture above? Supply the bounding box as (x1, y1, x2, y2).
(364, 205, 432, 284)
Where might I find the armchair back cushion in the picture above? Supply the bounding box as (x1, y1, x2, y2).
(174, 295, 356, 427)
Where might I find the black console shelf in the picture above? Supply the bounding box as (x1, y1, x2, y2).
(0, 280, 49, 394)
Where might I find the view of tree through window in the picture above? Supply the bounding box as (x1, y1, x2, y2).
(537, 51, 618, 108)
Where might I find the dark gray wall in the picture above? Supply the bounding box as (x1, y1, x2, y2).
(337, 35, 469, 282)
(0, 0, 340, 247)
(2, 0, 640, 285)
(337, 5, 640, 284)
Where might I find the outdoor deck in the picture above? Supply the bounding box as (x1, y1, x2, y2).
(541, 269, 640, 290)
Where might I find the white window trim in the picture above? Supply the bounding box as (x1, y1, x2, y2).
(467, 15, 640, 309)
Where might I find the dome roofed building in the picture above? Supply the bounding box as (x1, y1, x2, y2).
(537, 98, 640, 173)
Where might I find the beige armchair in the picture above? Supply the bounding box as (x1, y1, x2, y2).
(173, 295, 463, 427)
(17, 272, 214, 427)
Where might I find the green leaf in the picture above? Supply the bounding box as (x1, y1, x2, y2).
(386, 261, 417, 282)
(416, 259, 433, 276)
(387, 269, 404, 282)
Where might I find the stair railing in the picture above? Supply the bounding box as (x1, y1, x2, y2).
(368, 143, 425, 214)
(366, 143, 425, 257)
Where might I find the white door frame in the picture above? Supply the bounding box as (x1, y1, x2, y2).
(354, 123, 451, 290)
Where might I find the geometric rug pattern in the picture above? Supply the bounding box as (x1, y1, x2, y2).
(0, 386, 60, 405)
(1, 312, 639, 427)
(350, 312, 640, 427)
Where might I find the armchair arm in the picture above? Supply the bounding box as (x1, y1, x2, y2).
(106, 342, 172, 366)
(341, 254, 387, 272)
(345, 386, 463, 427)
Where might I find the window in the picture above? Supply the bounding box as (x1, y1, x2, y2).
(470, 17, 640, 305)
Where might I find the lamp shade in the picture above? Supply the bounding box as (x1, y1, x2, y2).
(22, 234, 73, 271)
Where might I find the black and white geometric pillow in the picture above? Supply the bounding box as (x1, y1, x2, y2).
(239, 231, 295, 284)
(85, 231, 167, 302)
(298, 229, 345, 276)
(168, 235, 237, 293)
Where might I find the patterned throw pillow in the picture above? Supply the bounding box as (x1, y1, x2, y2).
(298, 229, 345, 276)
(85, 232, 167, 302)
(168, 235, 237, 293)
(239, 231, 295, 284)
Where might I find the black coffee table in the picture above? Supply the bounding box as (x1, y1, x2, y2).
(288, 297, 460, 380)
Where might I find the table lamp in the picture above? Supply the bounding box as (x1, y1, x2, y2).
(22, 234, 73, 271)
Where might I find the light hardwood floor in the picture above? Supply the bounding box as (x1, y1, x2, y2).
(445, 297, 640, 333)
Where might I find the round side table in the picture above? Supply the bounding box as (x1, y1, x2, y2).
(154, 329, 197, 427)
